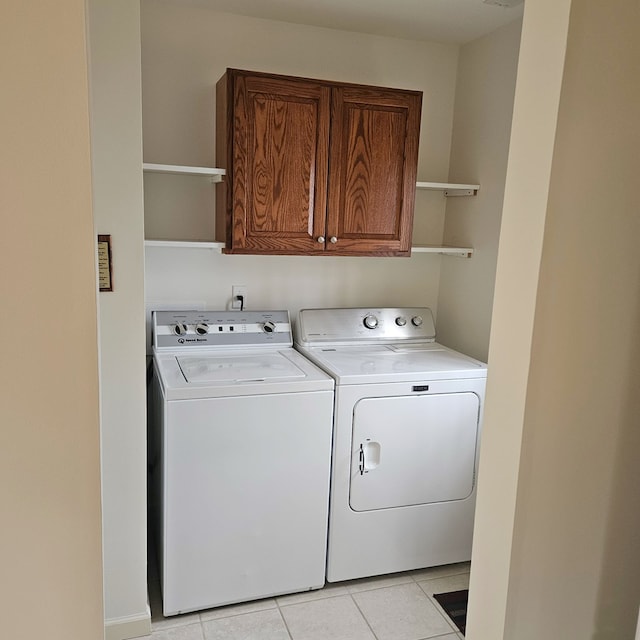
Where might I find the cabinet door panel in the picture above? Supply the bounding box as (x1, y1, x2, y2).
(327, 87, 421, 256)
(228, 73, 330, 254)
(341, 106, 405, 235)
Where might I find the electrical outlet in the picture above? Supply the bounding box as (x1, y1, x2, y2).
(231, 285, 247, 310)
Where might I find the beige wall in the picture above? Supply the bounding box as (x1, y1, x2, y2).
(0, 2, 104, 639)
(469, 0, 640, 637)
(466, 0, 573, 636)
(505, 0, 640, 636)
(87, 1, 150, 638)
(141, 1, 460, 322)
(437, 18, 522, 362)
(8, 2, 639, 639)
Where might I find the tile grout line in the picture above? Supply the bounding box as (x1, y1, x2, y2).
(351, 577, 466, 640)
(416, 632, 464, 640)
(149, 568, 470, 637)
(348, 591, 383, 640)
(415, 581, 466, 636)
(409, 568, 471, 583)
(273, 602, 294, 640)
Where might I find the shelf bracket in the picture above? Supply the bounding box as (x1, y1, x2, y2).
(444, 188, 477, 197)
(415, 181, 479, 195)
(439, 250, 473, 258)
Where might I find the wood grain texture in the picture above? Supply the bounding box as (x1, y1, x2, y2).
(221, 69, 329, 253)
(327, 86, 421, 256)
(249, 94, 316, 233)
(215, 73, 228, 244)
(218, 69, 421, 256)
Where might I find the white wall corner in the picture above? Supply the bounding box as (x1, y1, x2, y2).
(104, 606, 151, 640)
(87, 0, 148, 629)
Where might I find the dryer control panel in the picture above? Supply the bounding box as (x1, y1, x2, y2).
(296, 308, 437, 346)
(153, 310, 292, 350)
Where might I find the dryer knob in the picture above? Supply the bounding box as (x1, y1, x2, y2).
(173, 323, 188, 336)
(411, 315, 423, 327)
(395, 316, 407, 327)
(363, 315, 379, 330)
(262, 321, 277, 333)
(195, 323, 209, 335)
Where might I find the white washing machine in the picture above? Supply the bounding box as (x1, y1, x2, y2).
(150, 310, 334, 615)
(295, 307, 487, 583)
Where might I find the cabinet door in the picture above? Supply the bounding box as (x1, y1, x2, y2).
(327, 86, 421, 256)
(226, 71, 330, 254)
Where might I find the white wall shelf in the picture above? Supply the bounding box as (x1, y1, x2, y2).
(141, 165, 475, 192)
(142, 165, 476, 255)
(145, 240, 225, 251)
(144, 240, 472, 257)
(143, 163, 225, 182)
(416, 181, 479, 196)
(411, 245, 473, 257)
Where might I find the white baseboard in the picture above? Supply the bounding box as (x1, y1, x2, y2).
(104, 606, 151, 640)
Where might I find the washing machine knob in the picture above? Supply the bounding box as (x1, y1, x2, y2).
(195, 323, 209, 335)
(173, 323, 188, 336)
(262, 321, 277, 333)
(363, 315, 379, 330)
(411, 315, 423, 327)
(395, 316, 407, 327)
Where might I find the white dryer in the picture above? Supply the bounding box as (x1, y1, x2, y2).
(150, 310, 334, 615)
(295, 307, 487, 583)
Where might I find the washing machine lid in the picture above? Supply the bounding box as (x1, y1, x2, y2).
(297, 342, 487, 385)
(177, 352, 304, 383)
(155, 348, 334, 400)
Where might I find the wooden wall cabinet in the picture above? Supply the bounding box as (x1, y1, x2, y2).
(216, 69, 422, 256)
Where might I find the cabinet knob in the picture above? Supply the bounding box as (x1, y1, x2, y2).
(317, 236, 325, 243)
(329, 236, 338, 244)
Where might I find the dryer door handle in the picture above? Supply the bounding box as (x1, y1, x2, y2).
(359, 441, 381, 475)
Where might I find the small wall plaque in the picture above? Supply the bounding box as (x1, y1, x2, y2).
(98, 235, 113, 292)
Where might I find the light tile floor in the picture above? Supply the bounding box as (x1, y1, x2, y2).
(148, 560, 469, 640)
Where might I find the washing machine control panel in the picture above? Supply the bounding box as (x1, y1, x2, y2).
(297, 308, 436, 345)
(154, 310, 292, 349)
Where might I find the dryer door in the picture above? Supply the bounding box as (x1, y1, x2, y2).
(349, 393, 479, 511)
